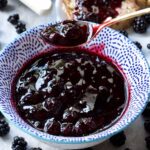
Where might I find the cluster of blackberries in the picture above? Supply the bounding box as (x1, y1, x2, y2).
(133, 14, 150, 33)
(0, 111, 43, 150)
(11, 136, 42, 150)
(0, 0, 7, 9)
(142, 102, 150, 150)
(8, 14, 26, 34)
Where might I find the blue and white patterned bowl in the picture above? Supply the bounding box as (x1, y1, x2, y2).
(0, 23, 150, 149)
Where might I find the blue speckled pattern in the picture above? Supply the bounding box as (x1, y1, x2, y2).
(0, 23, 149, 144)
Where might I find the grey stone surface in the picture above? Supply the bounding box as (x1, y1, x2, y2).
(0, 0, 150, 150)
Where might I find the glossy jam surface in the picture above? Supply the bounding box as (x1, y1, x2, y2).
(73, 0, 123, 23)
(13, 51, 126, 136)
(41, 20, 89, 46)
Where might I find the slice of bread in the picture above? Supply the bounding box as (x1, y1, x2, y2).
(136, 0, 150, 7)
(62, 0, 148, 29)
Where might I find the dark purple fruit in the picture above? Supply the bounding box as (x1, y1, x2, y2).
(144, 120, 150, 133)
(0, 0, 7, 9)
(143, 14, 150, 24)
(142, 102, 150, 117)
(133, 41, 142, 49)
(44, 118, 60, 135)
(133, 17, 148, 33)
(145, 136, 150, 150)
(147, 44, 150, 50)
(12, 136, 27, 150)
(119, 30, 128, 37)
(8, 14, 19, 25)
(0, 119, 10, 136)
(61, 123, 74, 136)
(109, 131, 126, 147)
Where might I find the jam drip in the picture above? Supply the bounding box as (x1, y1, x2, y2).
(13, 51, 126, 136)
(73, 0, 123, 23)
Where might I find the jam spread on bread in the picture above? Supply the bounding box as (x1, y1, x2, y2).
(73, 0, 123, 23)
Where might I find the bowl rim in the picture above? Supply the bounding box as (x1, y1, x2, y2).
(1, 23, 150, 145)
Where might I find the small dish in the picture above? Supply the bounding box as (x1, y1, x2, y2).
(0, 22, 149, 149)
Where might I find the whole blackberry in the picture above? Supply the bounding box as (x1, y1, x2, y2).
(147, 44, 150, 50)
(144, 120, 150, 133)
(133, 17, 148, 33)
(0, 111, 4, 118)
(12, 136, 27, 150)
(0, 0, 7, 9)
(8, 14, 20, 25)
(142, 102, 150, 117)
(15, 21, 26, 34)
(29, 148, 42, 150)
(143, 14, 150, 24)
(133, 41, 142, 49)
(0, 119, 10, 136)
(119, 30, 128, 37)
(109, 131, 126, 147)
(145, 136, 150, 150)
(16, 27, 26, 34)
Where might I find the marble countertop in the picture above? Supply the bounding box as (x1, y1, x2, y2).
(0, 0, 150, 150)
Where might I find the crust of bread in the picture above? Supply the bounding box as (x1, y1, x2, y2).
(136, 0, 147, 8)
(63, 0, 74, 19)
(62, 0, 148, 30)
(147, 0, 150, 5)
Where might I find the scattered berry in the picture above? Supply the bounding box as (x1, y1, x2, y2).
(109, 131, 126, 147)
(133, 17, 148, 33)
(142, 102, 150, 117)
(8, 14, 20, 25)
(119, 30, 128, 37)
(12, 136, 27, 150)
(0, 111, 4, 118)
(29, 148, 42, 150)
(16, 27, 26, 34)
(0, 119, 10, 136)
(147, 44, 150, 50)
(144, 120, 150, 133)
(133, 41, 142, 49)
(143, 14, 150, 24)
(145, 136, 150, 150)
(0, 0, 7, 9)
(15, 21, 26, 34)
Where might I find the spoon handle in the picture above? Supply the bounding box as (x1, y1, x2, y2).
(97, 7, 150, 31)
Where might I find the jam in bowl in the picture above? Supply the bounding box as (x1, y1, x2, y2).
(12, 50, 127, 137)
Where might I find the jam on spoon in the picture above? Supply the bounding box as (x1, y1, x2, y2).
(12, 50, 126, 137)
(41, 20, 90, 46)
(41, 8, 150, 47)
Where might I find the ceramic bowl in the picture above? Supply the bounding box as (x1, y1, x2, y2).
(0, 23, 150, 149)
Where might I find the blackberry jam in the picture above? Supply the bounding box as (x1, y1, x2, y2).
(41, 20, 89, 46)
(12, 50, 126, 136)
(73, 0, 123, 23)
